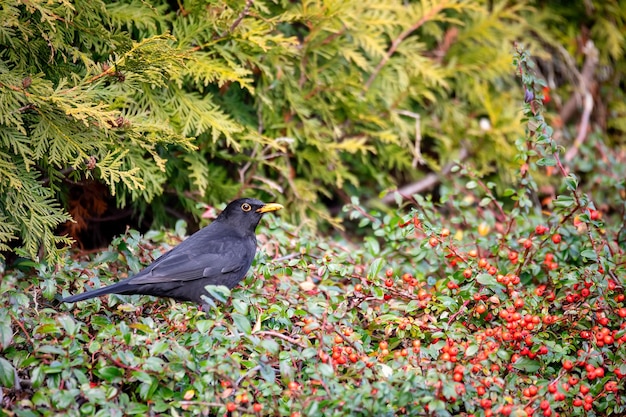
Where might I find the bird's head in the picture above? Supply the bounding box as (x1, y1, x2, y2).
(217, 198, 283, 232)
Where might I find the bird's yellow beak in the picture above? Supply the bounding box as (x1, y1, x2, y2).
(256, 203, 283, 213)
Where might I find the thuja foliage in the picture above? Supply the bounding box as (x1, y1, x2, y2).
(2, 0, 626, 262)
(0, 0, 566, 261)
(1, 47, 625, 416)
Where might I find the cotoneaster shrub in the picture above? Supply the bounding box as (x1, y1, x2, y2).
(1, 47, 624, 417)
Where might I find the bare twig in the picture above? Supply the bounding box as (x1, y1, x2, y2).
(381, 147, 469, 204)
(254, 330, 307, 348)
(9, 312, 33, 346)
(235, 365, 261, 387)
(447, 299, 471, 326)
(558, 41, 599, 127)
(564, 41, 598, 162)
(564, 91, 594, 162)
(229, 0, 253, 33)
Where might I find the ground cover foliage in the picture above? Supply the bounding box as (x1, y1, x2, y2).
(2, 0, 625, 261)
(1, 48, 625, 416)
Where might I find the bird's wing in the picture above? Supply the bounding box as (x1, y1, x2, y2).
(129, 236, 253, 285)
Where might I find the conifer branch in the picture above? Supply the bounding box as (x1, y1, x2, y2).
(363, 3, 445, 93)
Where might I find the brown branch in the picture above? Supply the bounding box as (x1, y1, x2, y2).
(178, 401, 228, 408)
(363, 3, 445, 93)
(447, 298, 471, 326)
(254, 330, 307, 348)
(433, 27, 458, 64)
(381, 147, 469, 204)
(333, 329, 361, 354)
(101, 352, 143, 372)
(9, 311, 33, 346)
(229, 0, 253, 33)
(564, 91, 593, 162)
(564, 41, 599, 162)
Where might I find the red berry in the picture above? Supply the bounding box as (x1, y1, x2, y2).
(605, 381, 618, 392)
(226, 402, 237, 412)
(551, 234, 561, 244)
(253, 403, 263, 412)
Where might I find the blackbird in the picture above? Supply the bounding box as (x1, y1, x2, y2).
(62, 198, 283, 305)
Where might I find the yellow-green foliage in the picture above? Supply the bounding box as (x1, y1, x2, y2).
(1, 0, 624, 262)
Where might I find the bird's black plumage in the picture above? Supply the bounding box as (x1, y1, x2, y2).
(62, 198, 283, 305)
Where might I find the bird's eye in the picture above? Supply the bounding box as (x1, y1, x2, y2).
(241, 203, 252, 212)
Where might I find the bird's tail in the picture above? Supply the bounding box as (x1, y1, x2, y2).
(62, 280, 133, 303)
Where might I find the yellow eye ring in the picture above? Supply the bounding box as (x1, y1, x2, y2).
(241, 203, 252, 212)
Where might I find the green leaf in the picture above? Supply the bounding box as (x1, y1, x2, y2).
(580, 250, 597, 260)
(35, 323, 61, 335)
(126, 403, 150, 415)
(564, 174, 579, 191)
(231, 313, 251, 334)
(96, 366, 124, 383)
(536, 157, 556, 166)
(0, 316, 13, 349)
(553, 195, 575, 208)
(206, 285, 231, 303)
(476, 273, 505, 290)
(512, 358, 540, 372)
(0, 356, 15, 388)
(260, 362, 275, 383)
(437, 296, 458, 309)
(57, 315, 78, 335)
(260, 339, 280, 355)
(367, 258, 384, 278)
(232, 299, 248, 315)
(465, 344, 479, 357)
(318, 363, 335, 377)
